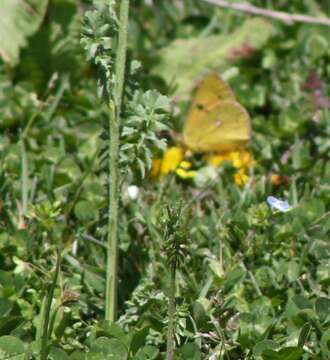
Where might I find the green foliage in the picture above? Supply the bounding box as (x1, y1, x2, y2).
(0, 0, 330, 358)
(18, 0, 83, 91)
(28, 201, 62, 230)
(161, 204, 188, 270)
(0, 335, 26, 359)
(0, 0, 48, 65)
(120, 89, 171, 178)
(81, 0, 118, 100)
(152, 18, 274, 98)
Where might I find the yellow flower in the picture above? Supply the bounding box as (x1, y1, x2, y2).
(175, 168, 197, 179)
(160, 147, 184, 176)
(151, 147, 253, 185)
(234, 168, 249, 186)
(151, 146, 185, 178)
(231, 150, 253, 169)
(231, 152, 243, 168)
(207, 150, 253, 169)
(206, 150, 253, 186)
(175, 160, 197, 179)
(206, 153, 230, 167)
(179, 161, 192, 170)
(208, 150, 252, 169)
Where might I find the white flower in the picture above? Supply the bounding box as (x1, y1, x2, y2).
(127, 185, 139, 200)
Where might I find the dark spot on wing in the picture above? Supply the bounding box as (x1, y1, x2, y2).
(196, 103, 205, 111)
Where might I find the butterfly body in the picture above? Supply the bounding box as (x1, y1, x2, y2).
(183, 73, 251, 153)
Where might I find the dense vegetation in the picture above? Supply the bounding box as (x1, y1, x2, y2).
(0, 0, 330, 359)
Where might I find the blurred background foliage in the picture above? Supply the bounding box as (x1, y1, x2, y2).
(0, 0, 330, 358)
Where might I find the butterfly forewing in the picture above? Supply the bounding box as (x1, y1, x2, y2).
(185, 73, 236, 128)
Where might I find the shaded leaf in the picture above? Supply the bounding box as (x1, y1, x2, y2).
(0, 0, 48, 64)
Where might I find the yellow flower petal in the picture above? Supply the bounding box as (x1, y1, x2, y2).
(239, 150, 254, 168)
(176, 168, 197, 179)
(234, 169, 249, 186)
(206, 154, 229, 167)
(230, 150, 253, 169)
(179, 161, 192, 170)
(160, 146, 184, 176)
(230, 151, 242, 168)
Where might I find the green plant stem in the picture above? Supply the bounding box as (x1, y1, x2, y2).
(166, 265, 176, 360)
(36, 296, 47, 343)
(105, 0, 130, 322)
(47, 303, 62, 343)
(40, 246, 61, 360)
(20, 139, 29, 215)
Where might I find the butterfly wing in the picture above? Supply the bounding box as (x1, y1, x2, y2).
(183, 72, 251, 153)
(184, 72, 236, 129)
(184, 100, 251, 152)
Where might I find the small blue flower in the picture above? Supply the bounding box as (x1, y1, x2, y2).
(267, 196, 292, 213)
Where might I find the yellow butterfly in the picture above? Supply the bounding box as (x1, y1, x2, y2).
(183, 72, 251, 153)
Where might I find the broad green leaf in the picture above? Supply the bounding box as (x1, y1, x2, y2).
(0, 0, 48, 64)
(253, 340, 279, 356)
(298, 323, 312, 347)
(0, 336, 26, 360)
(130, 327, 150, 355)
(315, 297, 330, 323)
(70, 350, 86, 359)
(208, 259, 224, 279)
(74, 201, 99, 222)
(84, 269, 104, 293)
(287, 261, 300, 283)
(317, 261, 330, 285)
(285, 296, 312, 321)
(192, 300, 208, 327)
(90, 337, 128, 360)
(175, 343, 201, 360)
(0, 299, 13, 317)
(152, 18, 273, 98)
(90, 322, 129, 348)
(262, 346, 303, 360)
(321, 329, 330, 358)
(132, 345, 159, 360)
(223, 267, 246, 293)
(0, 316, 24, 336)
(49, 346, 70, 360)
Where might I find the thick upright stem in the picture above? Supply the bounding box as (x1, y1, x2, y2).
(166, 265, 176, 360)
(105, 0, 130, 322)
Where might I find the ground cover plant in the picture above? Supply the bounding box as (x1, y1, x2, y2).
(0, 0, 330, 359)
